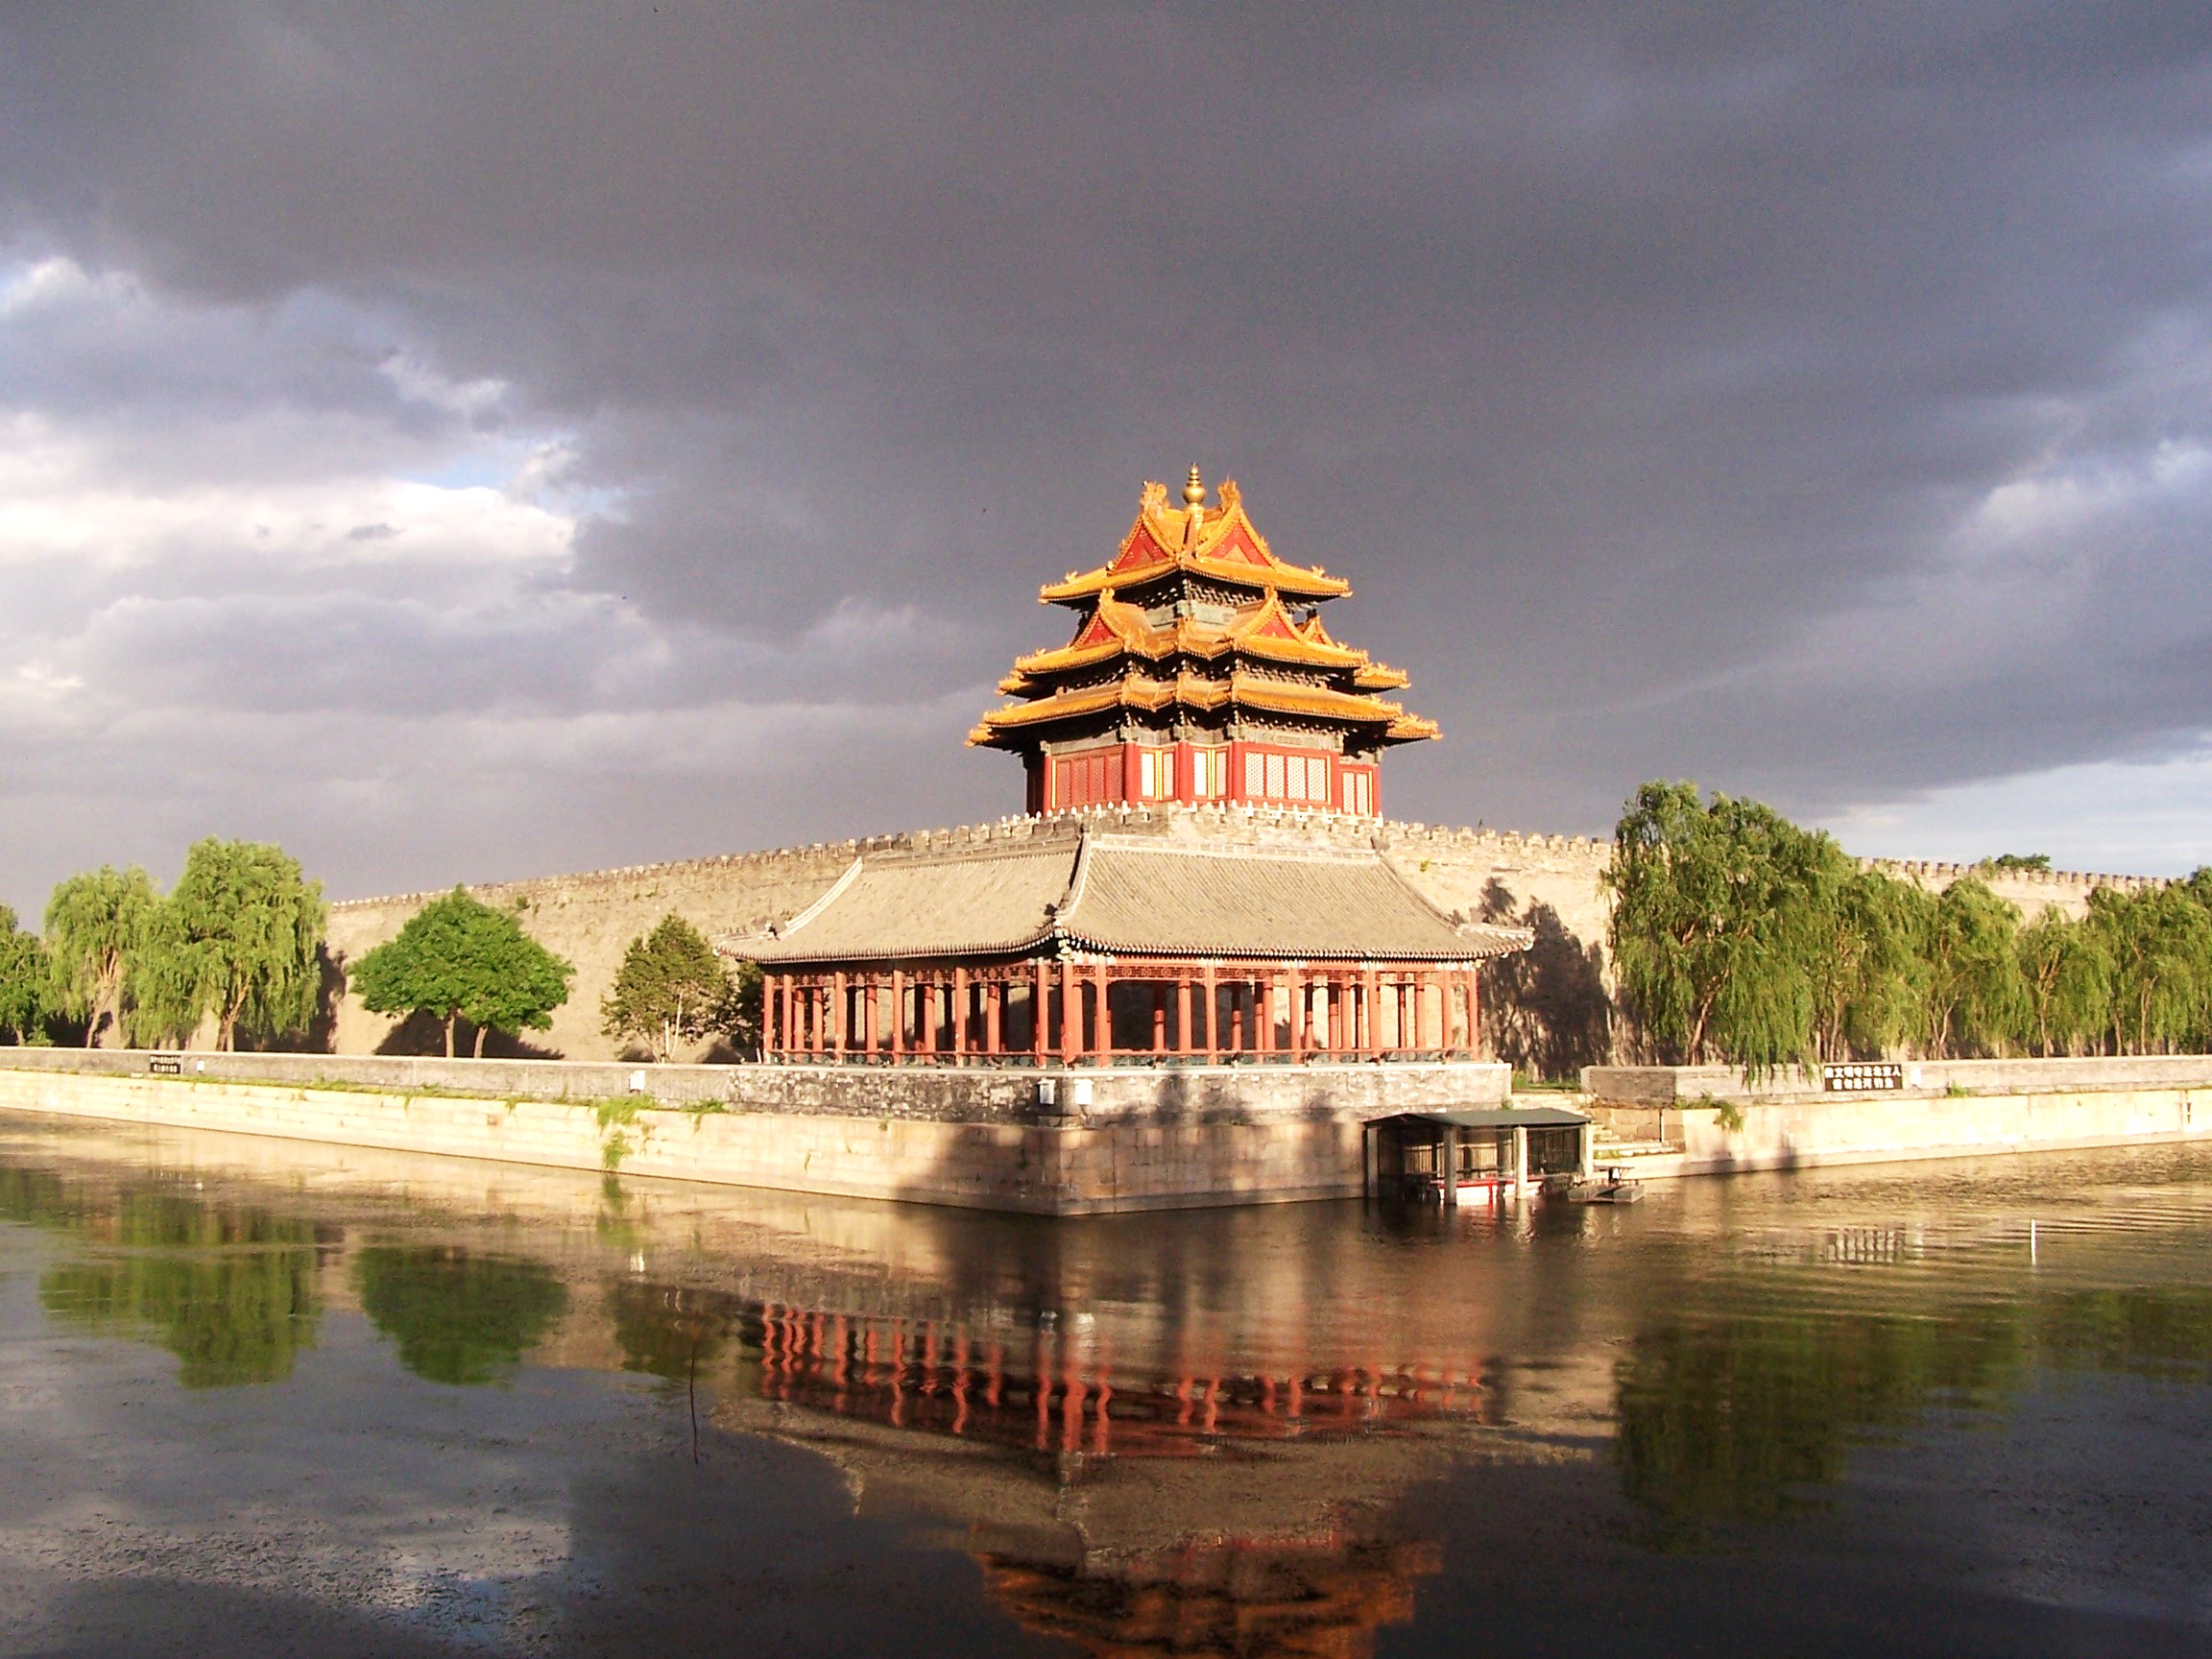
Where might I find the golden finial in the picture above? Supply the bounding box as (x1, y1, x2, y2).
(1183, 465, 1205, 509)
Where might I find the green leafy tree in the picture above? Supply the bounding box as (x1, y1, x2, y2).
(0, 908, 48, 1044)
(351, 887, 574, 1057)
(1604, 781, 1840, 1072)
(42, 866, 157, 1046)
(2017, 904, 2111, 1057)
(136, 839, 325, 1051)
(600, 914, 744, 1061)
(1805, 869, 1928, 1062)
(1919, 878, 2028, 1058)
(2088, 884, 2209, 1055)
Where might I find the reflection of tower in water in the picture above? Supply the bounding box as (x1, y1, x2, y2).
(666, 1291, 1532, 1658)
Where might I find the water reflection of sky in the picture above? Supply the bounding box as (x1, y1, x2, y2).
(1, 1118, 2209, 1655)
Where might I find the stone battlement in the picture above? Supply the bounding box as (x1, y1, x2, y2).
(326, 806, 1620, 914)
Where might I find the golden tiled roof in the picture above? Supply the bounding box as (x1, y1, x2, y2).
(967, 668, 1434, 747)
(1005, 589, 1383, 686)
(1039, 478, 1350, 604)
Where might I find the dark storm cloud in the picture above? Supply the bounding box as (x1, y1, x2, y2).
(4, 1, 2212, 904)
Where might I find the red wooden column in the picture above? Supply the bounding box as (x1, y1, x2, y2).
(1411, 972, 1430, 1051)
(953, 967, 969, 1063)
(1094, 962, 1111, 1062)
(1268, 972, 1287, 1058)
(1361, 968, 1380, 1059)
(986, 979, 1003, 1056)
(1060, 960, 1079, 1065)
(1034, 960, 1050, 1062)
(891, 969, 906, 1061)
(1176, 976, 1192, 1054)
(1202, 964, 1218, 1061)
(831, 970, 847, 1059)
(1466, 966, 1482, 1056)
(1151, 982, 1167, 1054)
(1290, 972, 1307, 1060)
(1326, 977, 1343, 1053)
(865, 976, 880, 1058)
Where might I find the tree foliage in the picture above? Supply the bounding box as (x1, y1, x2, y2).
(0, 907, 49, 1044)
(601, 914, 757, 1061)
(1608, 780, 2212, 1068)
(350, 887, 574, 1057)
(133, 839, 326, 1051)
(42, 866, 157, 1046)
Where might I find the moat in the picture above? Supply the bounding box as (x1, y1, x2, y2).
(1, 1117, 2208, 1656)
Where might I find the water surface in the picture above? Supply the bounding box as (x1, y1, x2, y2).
(1, 1115, 2207, 1656)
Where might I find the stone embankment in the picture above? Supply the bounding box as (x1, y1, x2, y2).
(323, 805, 2154, 1063)
(0, 1052, 1511, 1214)
(1582, 1056, 2212, 1178)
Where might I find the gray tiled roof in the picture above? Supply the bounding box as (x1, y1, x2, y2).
(1054, 837, 1521, 960)
(725, 830, 1527, 965)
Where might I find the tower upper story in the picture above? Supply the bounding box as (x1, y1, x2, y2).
(969, 469, 1437, 817)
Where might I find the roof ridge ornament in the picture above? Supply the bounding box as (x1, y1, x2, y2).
(1182, 463, 1206, 546)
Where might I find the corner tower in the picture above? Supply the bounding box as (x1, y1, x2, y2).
(969, 469, 1438, 816)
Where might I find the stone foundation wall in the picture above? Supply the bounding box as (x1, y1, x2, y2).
(1588, 1085, 2209, 1176)
(0, 1046, 1508, 1124)
(0, 1067, 1431, 1214)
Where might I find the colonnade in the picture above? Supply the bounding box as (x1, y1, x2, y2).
(760, 957, 1481, 1065)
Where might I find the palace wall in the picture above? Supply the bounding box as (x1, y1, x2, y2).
(321, 807, 2162, 1067)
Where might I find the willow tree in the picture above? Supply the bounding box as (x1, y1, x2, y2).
(1918, 878, 2028, 1058)
(2088, 884, 2210, 1055)
(2017, 904, 2111, 1057)
(1605, 781, 1839, 1072)
(351, 887, 573, 1058)
(43, 866, 157, 1046)
(1806, 869, 1927, 1062)
(0, 908, 48, 1044)
(141, 839, 326, 1050)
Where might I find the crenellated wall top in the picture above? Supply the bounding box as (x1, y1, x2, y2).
(327, 806, 2154, 911)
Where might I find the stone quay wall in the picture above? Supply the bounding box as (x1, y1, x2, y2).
(0, 1060, 1509, 1214)
(0, 1046, 1508, 1123)
(1588, 1086, 2208, 1178)
(320, 805, 2154, 1065)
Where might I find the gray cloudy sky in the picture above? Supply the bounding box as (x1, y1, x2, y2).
(4, 2, 2212, 910)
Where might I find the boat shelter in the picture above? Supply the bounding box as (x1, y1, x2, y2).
(1363, 1106, 1593, 1204)
(724, 822, 1529, 1066)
